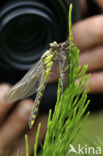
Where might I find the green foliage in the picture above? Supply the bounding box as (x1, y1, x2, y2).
(41, 5, 90, 156)
(19, 4, 91, 156)
(17, 150, 19, 156)
(25, 135, 29, 156)
(34, 123, 41, 156)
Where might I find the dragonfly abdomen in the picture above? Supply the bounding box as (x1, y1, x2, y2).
(29, 59, 54, 128)
(29, 79, 45, 129)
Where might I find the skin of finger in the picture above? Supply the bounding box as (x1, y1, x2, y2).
(10, 115, 48, 156)
(79, 0, 88, 16)
(72, 15, 103, 51)
(0, 99, 33, 152)
(0, 84, 12, 122)
(94, 0, 103, 11)
(80, 0, 103, 13)
(77, 71, 103, 93)
(79, 46, 103, 72)
(48, 65, 59, 83)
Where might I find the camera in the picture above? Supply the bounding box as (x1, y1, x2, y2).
(0, 0, 80, 83)
(0, 0, 80, 111)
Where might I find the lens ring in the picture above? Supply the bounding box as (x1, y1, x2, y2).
(2, 11, 54, 61)
(0, 0, 67, 70)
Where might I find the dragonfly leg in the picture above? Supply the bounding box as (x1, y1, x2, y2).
(65, 44, 75, 52)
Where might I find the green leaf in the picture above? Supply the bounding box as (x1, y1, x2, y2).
(25, 135, 29, 156)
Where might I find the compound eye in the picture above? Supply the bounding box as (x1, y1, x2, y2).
(50, 43, 54, 48)
(50, 41, 58, 49)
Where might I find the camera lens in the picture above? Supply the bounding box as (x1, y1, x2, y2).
(0, 0, 68, 70)
(2, 13, 53, 70)
(6, 15, 48, 53)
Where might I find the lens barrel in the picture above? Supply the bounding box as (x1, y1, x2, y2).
(0, 0, 68, 70)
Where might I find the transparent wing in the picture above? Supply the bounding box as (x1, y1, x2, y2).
(5, 60, 43, 103)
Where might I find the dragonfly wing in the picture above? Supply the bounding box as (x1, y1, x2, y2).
(5, 60, 43, 103)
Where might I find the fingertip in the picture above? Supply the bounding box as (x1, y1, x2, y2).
(0, 83, 11, 104)
(0, 83, 12, 89)
(17, 99, 34, 120)
(72, 15, 103, 51)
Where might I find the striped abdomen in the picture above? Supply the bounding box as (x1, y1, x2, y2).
(29, 55, 55, 128)
(29, 72, 46, 128)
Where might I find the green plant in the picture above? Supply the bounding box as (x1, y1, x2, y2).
(23, 4, 90, 156)
(20, 4, 91, 156)
(41, 4, 90, 156)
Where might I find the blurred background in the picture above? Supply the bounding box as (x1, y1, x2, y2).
(0, 0, 103, 155)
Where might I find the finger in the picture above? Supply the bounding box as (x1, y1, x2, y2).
(0, 84, 12, 122)
(77, 71, 103, 93)
(79, 0, 88, 16)
(94, 0, 103, 11)
(10, 115, 48, 156)
(48, 65, 59, 83)
(79, 46, 103, 72)
(0, 99, 33, 153)
(72, 15, 103, 51)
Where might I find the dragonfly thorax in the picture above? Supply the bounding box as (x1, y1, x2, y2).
(41, 50, 52, 59)
(42, 50, 56, 69)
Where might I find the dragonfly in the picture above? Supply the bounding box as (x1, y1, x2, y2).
(4, 40, 72, 129)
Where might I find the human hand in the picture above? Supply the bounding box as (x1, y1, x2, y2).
(72, 0, 103, 93)
(0, 84, 47, 156)
(50, 0, 103, 93)
(80, 0, 103, 16)
(94, 0, 103, 11)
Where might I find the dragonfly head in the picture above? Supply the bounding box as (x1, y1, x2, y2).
(41, 41, 59, 59)
(50, 41, 59, 50)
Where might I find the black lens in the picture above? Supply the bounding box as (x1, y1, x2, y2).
(5, 14, 49, 55)
(0, 0, 68, 70)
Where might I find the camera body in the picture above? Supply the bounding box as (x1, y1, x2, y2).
(0, 0, 69, 70)
(0, 0, 80, 83)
